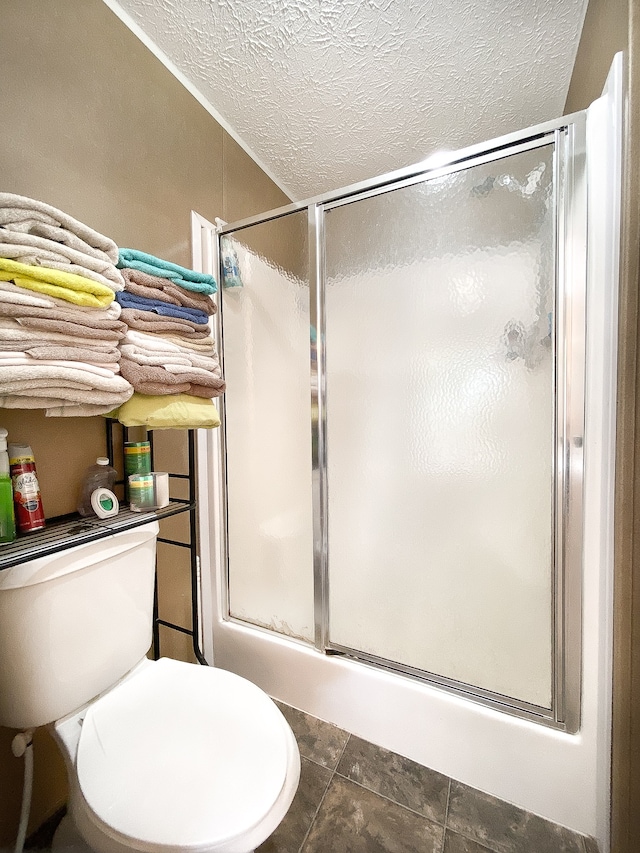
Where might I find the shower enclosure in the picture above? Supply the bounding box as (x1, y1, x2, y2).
(212, 113, 586, 732)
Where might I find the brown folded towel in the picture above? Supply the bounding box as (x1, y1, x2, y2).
(25, 345, 121, 363)
(16, 316, 125, 340)
(122, 268, 217, 314)
(127, 379, 192, 396)
(119, 308, 211, 337)
(122, 380, 224, 398)
(120, 357, 225, 393)
(185, 382, 226, 398)
(0, 317, 117, 348)
(0, 301, 126, 331)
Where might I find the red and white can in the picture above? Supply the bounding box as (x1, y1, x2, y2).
(9, 445, 45, 533)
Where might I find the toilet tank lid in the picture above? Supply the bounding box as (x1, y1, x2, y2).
(76, 658, 292, 851)
(0, 521, 159, 590)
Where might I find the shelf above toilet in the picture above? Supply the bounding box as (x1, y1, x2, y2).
(0, 500, 194, 571)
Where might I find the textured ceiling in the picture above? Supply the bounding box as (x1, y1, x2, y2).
(108, 0, 588, 201)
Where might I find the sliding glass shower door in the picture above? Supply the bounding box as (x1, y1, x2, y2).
(218, 116, 585, 728)
(323, 144, 558, 709)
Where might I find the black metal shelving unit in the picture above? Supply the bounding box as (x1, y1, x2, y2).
(0, 420, 208, 666)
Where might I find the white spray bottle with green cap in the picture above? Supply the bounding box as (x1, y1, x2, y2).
(0, 428, 16, 544)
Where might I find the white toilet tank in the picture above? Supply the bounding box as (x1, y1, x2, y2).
(0, 521, 159, 729)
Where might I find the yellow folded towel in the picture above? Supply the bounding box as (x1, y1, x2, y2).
(0, 257, 115, 308)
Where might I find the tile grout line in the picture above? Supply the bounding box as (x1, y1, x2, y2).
(443, 823, 516, 853)
(331, 769, 449, 828)
(439, 778, 452, 853)
(296, 733, 352, 853)
(296, 773, 332, 853)
(333, 730, 351, 771)
(432, 777, 506, 853)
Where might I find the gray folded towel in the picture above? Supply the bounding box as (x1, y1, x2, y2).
(0, 233, 124, 289)
(0, 192, 119, 262)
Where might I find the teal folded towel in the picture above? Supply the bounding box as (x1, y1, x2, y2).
(117, 249, 217, 294)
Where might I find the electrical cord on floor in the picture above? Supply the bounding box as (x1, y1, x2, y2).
(12, 730, 34, 853)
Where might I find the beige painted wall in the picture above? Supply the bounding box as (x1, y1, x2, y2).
(0, 0, 288, 845)
(564, 0, 629, 113)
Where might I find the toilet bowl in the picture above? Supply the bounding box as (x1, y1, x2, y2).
(0, 522, 300, 853)
(53, 657, 300, 853)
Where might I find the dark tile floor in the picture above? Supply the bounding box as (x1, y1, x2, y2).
(259, 702, 600, 853)
(24, 703, 600, 853)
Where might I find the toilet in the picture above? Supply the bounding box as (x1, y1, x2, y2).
(0, 521, 300, 853)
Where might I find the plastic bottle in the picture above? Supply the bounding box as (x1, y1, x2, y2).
(8, 442, 45, 533)
(77, 457, 118, 517)
(0, 429, 16, 544)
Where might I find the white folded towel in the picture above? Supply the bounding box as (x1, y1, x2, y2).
(119, 343, 220, 372)
(122, 329, 216, 355)
(0, 353, 118, 379)
(0, 364, 131, 392)
(0, 394, 130, 417)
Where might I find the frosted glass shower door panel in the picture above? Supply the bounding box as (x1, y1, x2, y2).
(325, 145, 556, 707)
(221, 214, 315, 641)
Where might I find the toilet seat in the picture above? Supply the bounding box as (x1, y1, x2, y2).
(70, 658, 298, 853)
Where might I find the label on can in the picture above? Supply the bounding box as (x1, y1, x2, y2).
(128, 474, 155, 511)
(124, 442, 151, 502)
(11, 462, 45, 532)
(124, 442, 151, 473)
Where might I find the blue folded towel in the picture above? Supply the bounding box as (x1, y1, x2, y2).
(117, 249, 217, 294)
(116, 291, 210, 325)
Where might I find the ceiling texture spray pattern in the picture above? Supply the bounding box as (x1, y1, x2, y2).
(113, 0, 588, 200)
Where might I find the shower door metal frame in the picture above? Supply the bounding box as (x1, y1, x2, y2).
(216, 110, 587, 732)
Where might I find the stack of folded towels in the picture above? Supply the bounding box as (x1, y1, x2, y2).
(0, 193, 133, 416)
(115, 249, 225, 398)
